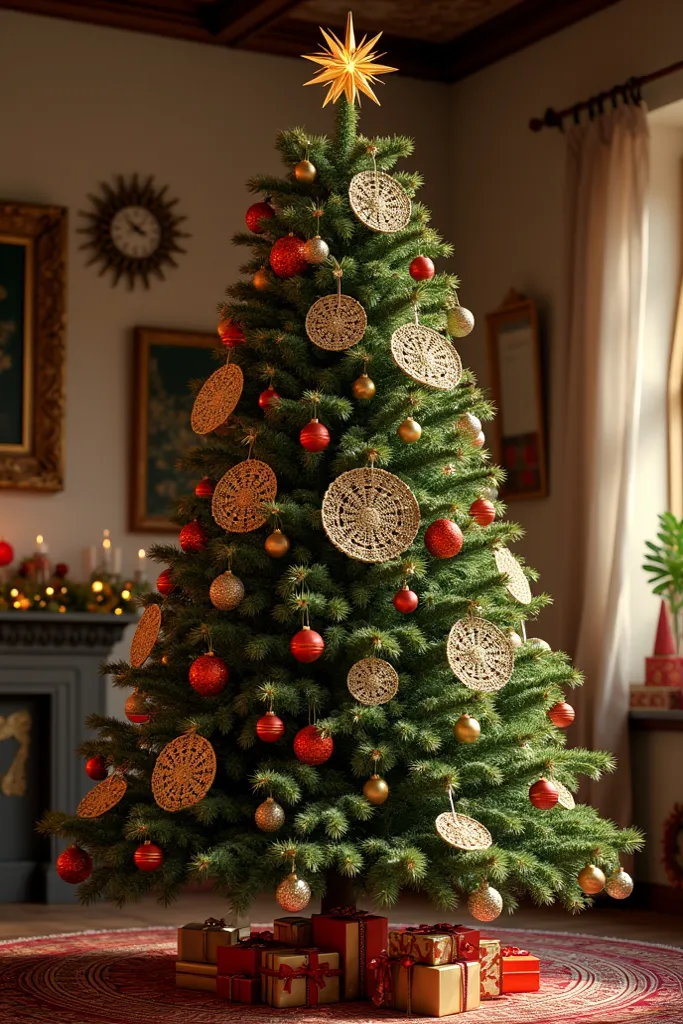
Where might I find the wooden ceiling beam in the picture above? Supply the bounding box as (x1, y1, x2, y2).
(197, 0, 302, 43)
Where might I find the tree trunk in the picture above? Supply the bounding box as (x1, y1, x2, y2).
(320, 871, 356, 913)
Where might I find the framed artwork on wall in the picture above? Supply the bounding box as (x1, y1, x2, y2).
(0, 202, 67, 491)
(130, 328, 218, 531)
(486, 289, 547, 500)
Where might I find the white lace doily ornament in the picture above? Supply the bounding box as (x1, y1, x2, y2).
(391, 322, 462, 391)
(321, 467, 420, 563)
(435, 811, 492, 850)
(347, 657, 399, 705)
(494, 546, 532, 605)
(446, 616, 515, 692)
(348, 169, 411, 233)
(555, 781, 576, 810)
(306, 293, 367, 351)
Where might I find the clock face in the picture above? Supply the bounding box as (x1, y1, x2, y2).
(110, 206, 161, 259)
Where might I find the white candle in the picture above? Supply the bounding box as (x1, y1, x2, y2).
(102, 529, 112, 570)
(113, 547, 122, 576)
(36, 534, 48, 554)
(137, 548, 146, 582)
(85, 545, 97, 575)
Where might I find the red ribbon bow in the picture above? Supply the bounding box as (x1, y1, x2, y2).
(251, 929, 274, 942)
(402, 923, 475, 961)
(277, 961, 331, 993)
(327, 906, 370, 920)
(369, 951, 415, 1009)
(204, 917, 225, 927)
(502, 946, 530, 957)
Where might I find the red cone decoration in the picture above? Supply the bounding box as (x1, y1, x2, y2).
(293, 724, 333, 765)
(85, 755, 107, 781)
(393, 585, 419, 614)
(548, 701, 575, 729)
(0, 539, 14, 567)
(195, 477, 215, 498)
(56, 845, 92, 884)
(156, 568, 176, 596)
(425, 519, 464, 559)
(189, 653, 229, 696)
(256, 711, 285, 742)
(290, 626, 325, 663)
(217, 319, 246, 348)
(300, 419, 330, 452)
(409, 255, 435, 281)
(259, 384, 281, 410)
(529, 778, 559, 810)
(134, 841, 164, 872)
(245, 200, 274, 234)
(469, 498, 495, 526)
(180, 520, 208, 553)
(653, 600, 676, 655)
(270, 235, 308, 278)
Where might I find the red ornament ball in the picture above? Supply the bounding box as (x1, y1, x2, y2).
(134, 841, 164, 872)
(409, 255, 435, 281)
(293, 724, 333, 765)
(270, 234, 308, 278)
(217, 319, 246, 349)
(157, 568, 176, 596)
(85, 755, 107, 781)
(256, 711, 285, 742)
(393, 585, 419, 614)
(189, 653, 229, 696)
(54, 562, 69, 579)
(125, 690, 150, 724)
(425, 518, 464, 559)
(0, 539, 14, 567)
(529, 778, 559, 810)
(259, 384, 281, 411)
(56, 845, 92, 884)
(469, 498, 496, 526)
(290, 626, 325, 663)
(245, 200, 275, 234)
(195, 477, 215, 498)
(548, 701, 575, 729)
(180, 520, 208, 553)
(300, 419, 330, 452)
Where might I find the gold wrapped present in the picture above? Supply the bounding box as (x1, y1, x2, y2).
(177, 917, 251, 964)
(175, 960, 217, 992)
(479, 937, 502, 999)
(374, 957, 480, 1017)
(260, 947, 341, 1008)
(273, 916, 313, 947)
(388, 924, 479, 965)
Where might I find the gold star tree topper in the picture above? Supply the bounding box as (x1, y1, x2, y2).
(302, 11, 397, 107)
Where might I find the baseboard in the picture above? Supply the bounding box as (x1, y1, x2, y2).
(629, 881, 683, 913)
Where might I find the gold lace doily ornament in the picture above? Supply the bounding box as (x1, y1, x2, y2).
(212, 459, 277, 534)
(78, 773, 127, 818)
(435, 812, 492, 851)
(391, 315, 462, 391)
(347, 657, 399, 705)
(306, 291, 367, 351)
(446, 616, 515, 693)
(191, 362, 244, 436)
(129, 604, 162, 669)
(151, 730, 217, 812)
(322, 466, 420, 563)
(555, 781, 576, 810)
(349, 169, 411, 233)
(494, 546, 532, 605)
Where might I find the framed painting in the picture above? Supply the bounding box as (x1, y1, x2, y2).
(0, 202, 67, 491)
(486, 289, 548, 500)
(131, 328, 219, 531)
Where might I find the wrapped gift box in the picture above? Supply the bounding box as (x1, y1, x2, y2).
(175, 961, 217, 992)
(501, 947, 540, 993)
(389, 960, 480, 1017)
(260, 947, 341, 1008)
(388, 924, 480, 965)
(273, 916, 313, 947)
(645, 655, 683, 687)
(630, 684, 682, 709)
(312, 909, 388, 998)
(177, 918, 251, 964)
(479, 937, 502, 999)
(216, 973, 261, 1003)
(217, 938, 289, 978)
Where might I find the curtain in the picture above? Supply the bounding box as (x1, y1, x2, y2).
(562, 104, 649, 826)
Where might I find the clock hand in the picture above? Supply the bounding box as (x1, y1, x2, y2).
(126, 218, 146, 236)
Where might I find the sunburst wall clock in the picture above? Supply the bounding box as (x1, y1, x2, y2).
(78, 174, 188, 289)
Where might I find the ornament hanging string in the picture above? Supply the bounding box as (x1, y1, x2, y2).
(521, 619, 527, 642)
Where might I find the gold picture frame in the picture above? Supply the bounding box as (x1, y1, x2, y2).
(0, 202, 67, 491)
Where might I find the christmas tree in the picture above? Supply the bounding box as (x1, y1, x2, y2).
(44, 13, 642, 917)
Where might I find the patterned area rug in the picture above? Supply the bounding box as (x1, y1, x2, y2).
(0, 926, 682, 1023)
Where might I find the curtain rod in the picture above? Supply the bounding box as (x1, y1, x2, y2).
(529, 57, 683, 132)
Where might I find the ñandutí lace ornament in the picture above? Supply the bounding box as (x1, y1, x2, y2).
(391, 320, 462, 391)
(435, 812, 492, 850)
(78, 774, 127, 818)
(555, 781, 576, 810)
(151, 730, 217, 812)
(348, 170, 411, 233)
(306, 266, 367, 351)
(321, 467, 420, 563)
(191, 362, 243, 436)
(446, 616, 514, 692)
(494, 546, 532, 605)
(129, 604, 162, 669)
(212, 459, 277, 534)
(347, 657, 399, 705)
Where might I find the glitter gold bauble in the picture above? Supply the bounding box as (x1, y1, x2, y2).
(306, 293, 367, 351)
(129, 604, 162, 668)
(322, 467, 420, 563)
(494, 546, 532, 605)
(435, 811, 492, 850)
(578, 863, 606, 894)
(304, 234, 329, 265)
(125, 689, 150, 724)
(253, 267, 270, 291)
(349, 171, 411, 233)
(78, 773, 127, 818)
(347, 657, 399, 706)
(212, 459, 277, 534)
(605, 867, 634, 899)
(151, 731, 217, 812)
(295, 159, 317, 183)
(363, 774, 389, 805)
(255, 796, 285, 832)
(447, 617, 514, 692)
(447, 305, 475, 338)
(398, 416, 421, 443)
(276, 871, 311, 912)
(209, 570, 245, 611)
(468, 882, 503, 922)
(265, 528, 290, 558)
(453, 713, 481, 743)
(391, 323, 462, 391)
(352, 372, 375, 400)
(191, 363, 244, 436)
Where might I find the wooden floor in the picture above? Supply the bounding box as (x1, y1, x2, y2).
(1, 891, 682, 946)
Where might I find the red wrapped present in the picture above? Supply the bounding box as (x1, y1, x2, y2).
(479, 937, 502, 999)
(312, 907, 388, 999)
(216, 934, 287, 977)
(630, 683, 682, 709)
(371, 951, 480, 1017)
(388, 923, 480, 965)
(216, 973, 261, 1003)
(645, 658, 683, 686)
(260, 947, 341, 1008)
(501, 945, 540, 993)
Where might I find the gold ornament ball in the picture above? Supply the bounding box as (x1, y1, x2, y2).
(363, 774, 389, 805)
(255, 796, 285, 833)
(605, 867, 634, 899)
(457, 412, 481, 438)
(304, 235, 329, 265)
(578, 863, 606, 894)
(253, 268, 270, 291)
(398, 417, 422, 443)
(454, 713, 481, 743)
(265, 528, 290, 558)
(467, 882, 503, 922)
(209, 571, 245, 611)
(295, 159, 317, 183)
(352, 373, 376, 400)
(447, 306, 475, 338)
(276, 871, 311, 912)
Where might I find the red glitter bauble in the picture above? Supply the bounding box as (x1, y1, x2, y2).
(217, 320, 246, 349)
(157, 568, 176, 596)
(548, 701, 575, 729)
(85, 755, 107, 781)
(409, 256, 435, 281)
(270, 234, 308, 278)
(56, 845, 92, 884)
(134, 841, 164, 872)
(0, 539, 14, 567)
(195, 477, 215, 498)
(529, 778, 559, 810)
(425, 518, 464, 559)
(256, 711, 285, 742)
(393, 585, 419, 614)
(245, 200, 274, 234)
(180, 520, 208, 553)
(469, 498, 496, 526)
(290, 626, 325, 663)
(189, 653, 229, 696)
(300, 419, 330, 452)
(293, 724, 333, 766)
(259, 385, 281, 410)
